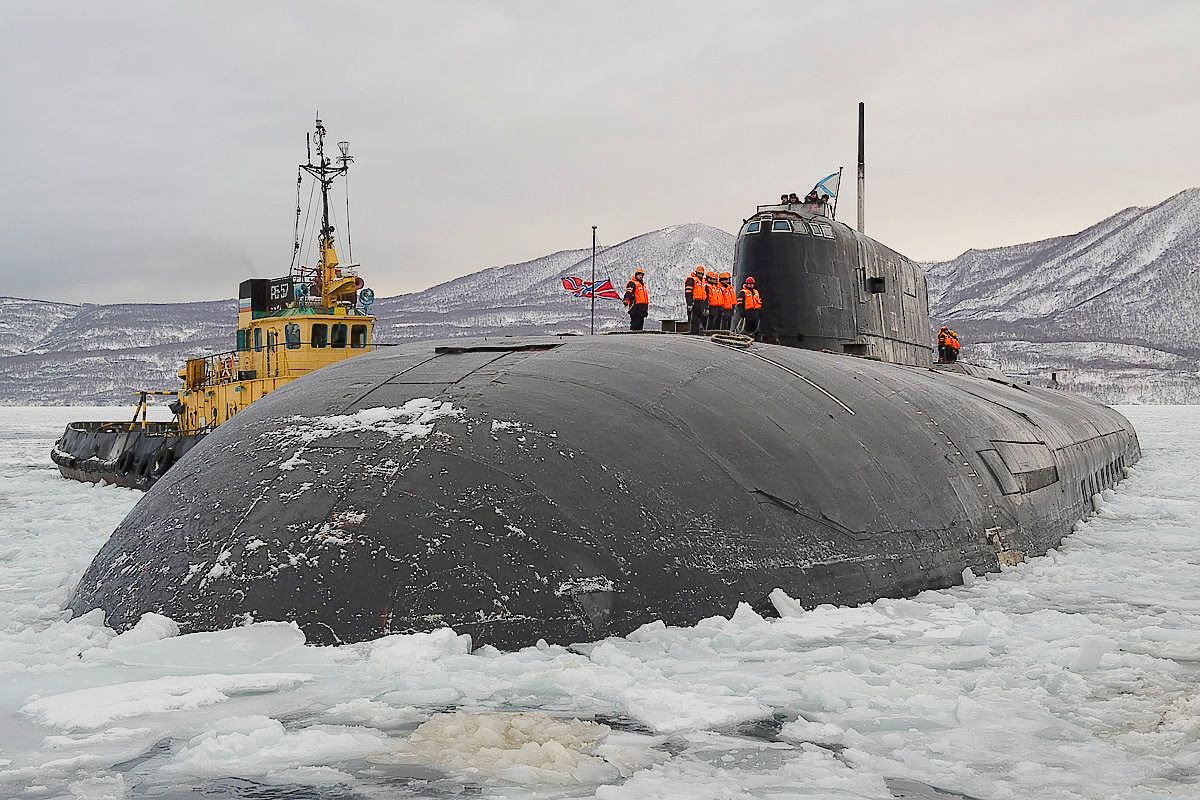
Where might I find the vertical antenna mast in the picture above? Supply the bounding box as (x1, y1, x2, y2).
(299, 114, 352, 306)
(857, 102, 866, 234)
(315, 116, 331, 252)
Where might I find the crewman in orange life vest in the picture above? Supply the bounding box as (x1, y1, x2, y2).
(937, 326, 951, 362)
(684, 265, 707, 331)
(623, 268, 650, 331)
(945, 329, 961, 362)
(736, 276, 762, 336)
(703, 271, 720, 330)
(710, 272, 734, 331)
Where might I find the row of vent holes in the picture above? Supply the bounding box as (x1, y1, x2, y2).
(1081, 454, 1126, 505)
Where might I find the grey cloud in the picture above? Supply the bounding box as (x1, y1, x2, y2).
(2, 0, 1197, 304)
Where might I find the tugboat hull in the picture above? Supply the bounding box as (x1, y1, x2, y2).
(68, 336, 1140, 648)
(51, 422, 204, 490)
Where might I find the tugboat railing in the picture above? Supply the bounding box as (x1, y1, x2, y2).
(183, 340, 373, 390)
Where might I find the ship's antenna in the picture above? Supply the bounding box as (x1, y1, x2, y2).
(298, 114, 352, 305)
(290, 168, 303, 268)
(316, 116, 331, 252)
(337, 140, 355, 262)
(857, 101, 866, 234)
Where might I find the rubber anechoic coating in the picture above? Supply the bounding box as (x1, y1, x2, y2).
(69, 335, 1139, 649)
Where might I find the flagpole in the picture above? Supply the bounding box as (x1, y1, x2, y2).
(590, 226, 597, 335)
(831, 166, 844, 220)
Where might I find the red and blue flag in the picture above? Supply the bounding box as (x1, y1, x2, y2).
(561, 276, 620, 300)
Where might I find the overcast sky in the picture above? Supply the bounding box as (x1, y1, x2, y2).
(3, 1, 1197, 304)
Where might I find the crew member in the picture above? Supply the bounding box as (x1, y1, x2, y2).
(687, 265, 708, 334)
(714, 272, 734, 331)
(704, 271, 720, 330)
(937, 326, 950, 362)
(684, 265, 705, 328)
(623, 268, 650, 331)
(804, 189, 820, 204)
(736, 276, 762, 336)
(946, 329, 961, 363)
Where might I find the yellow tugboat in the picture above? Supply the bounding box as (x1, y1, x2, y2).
(52, 116, 377, 489)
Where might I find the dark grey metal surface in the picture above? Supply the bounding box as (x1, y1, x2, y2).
(734, 207, 930, 365)
(69, 334, 1140, 648)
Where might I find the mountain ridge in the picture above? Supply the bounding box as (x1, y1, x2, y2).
(1, 194, 1195, 404)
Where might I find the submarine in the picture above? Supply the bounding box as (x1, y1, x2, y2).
(69, 107, 1140, 649)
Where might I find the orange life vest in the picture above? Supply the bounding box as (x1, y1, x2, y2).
(689, 271, 707, 301)
(937, 329, 949, 346)
(721, 283, 735, 309)
(741, 287, 762, 310)
(947, 333, 961, 352)
(628, 275, 649, 306)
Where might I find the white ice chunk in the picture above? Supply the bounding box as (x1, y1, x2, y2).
(165, 715, 390, 779)
(106, 613, 179, 649)
(366, 628, 472, 676)
(22, 673, 313, 730)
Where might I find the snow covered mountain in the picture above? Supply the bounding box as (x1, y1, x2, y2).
(926, 188, 1199, 403)
(0, 225, 732, 404)
(370, 223, 732, 341)
(1, 192, 1196, 406)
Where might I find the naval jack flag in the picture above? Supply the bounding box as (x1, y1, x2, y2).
(811, 171, 841, 199)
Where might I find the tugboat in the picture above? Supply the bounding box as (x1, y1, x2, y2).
(52, 117, 377, 489)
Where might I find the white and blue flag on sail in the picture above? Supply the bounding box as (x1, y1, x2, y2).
(812, 171, 840, 198)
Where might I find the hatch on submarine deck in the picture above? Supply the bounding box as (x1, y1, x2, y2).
(68, 333, 1139, 649)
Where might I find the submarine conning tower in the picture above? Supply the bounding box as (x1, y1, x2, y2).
(735, 197, 931, 366)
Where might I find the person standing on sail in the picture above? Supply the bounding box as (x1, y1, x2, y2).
(624, 268, 649, 331)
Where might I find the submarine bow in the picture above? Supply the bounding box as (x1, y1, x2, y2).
(69, 335, 1139, 648)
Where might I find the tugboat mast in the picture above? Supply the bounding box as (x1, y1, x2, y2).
(299, 114, 354, 308)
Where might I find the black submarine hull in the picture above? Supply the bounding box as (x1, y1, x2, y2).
(52, 422, 204, 490)
(69, 334, 1139, 648)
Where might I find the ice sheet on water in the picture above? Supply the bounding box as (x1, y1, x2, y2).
(2, 406, 1200, 799)
(22, 673, 315, 730)
(163, 715, 391, 782)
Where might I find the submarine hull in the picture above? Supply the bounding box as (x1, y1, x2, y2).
(68, 335, 1139, 648)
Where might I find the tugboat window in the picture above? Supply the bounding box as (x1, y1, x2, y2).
(285, 323, 301, 349)
(351, 324, 368, 348)
(253, 328, 262, 352)
(312, 323, 328, 348)
(236, 329, 248, 351)
(771, 220, 792, 232)
(745, 221, 761, 233)
(331, 324, 348, 348)
(792, 220, 809, 234)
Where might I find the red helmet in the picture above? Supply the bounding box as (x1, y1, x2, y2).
(745, 276, 755, 285)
